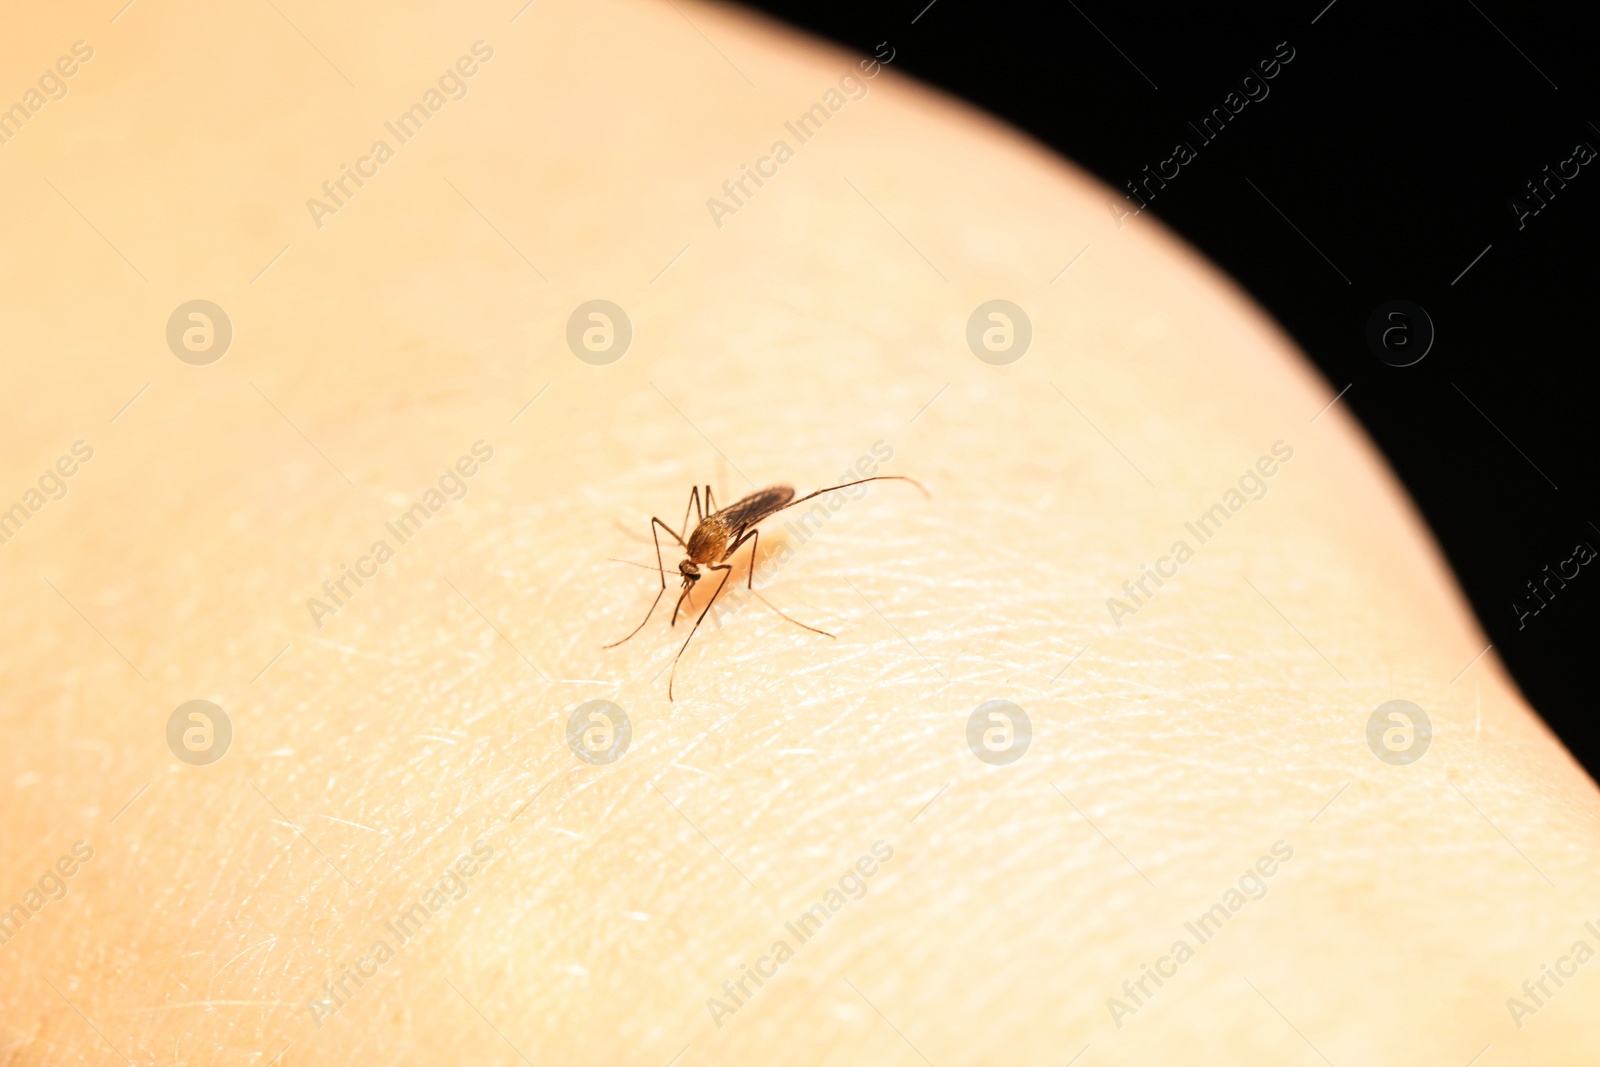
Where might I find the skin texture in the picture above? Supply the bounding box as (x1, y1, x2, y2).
(2, 0, 1597, 1063)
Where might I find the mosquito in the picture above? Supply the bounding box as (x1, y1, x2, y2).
(606, 476, 929, 699)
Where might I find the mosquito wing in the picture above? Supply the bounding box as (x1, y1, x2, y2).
(715, 485, 796, 535)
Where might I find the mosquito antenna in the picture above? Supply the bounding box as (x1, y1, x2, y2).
(609, 557, 663, 571)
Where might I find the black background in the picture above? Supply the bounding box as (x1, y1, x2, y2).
(739, 0, 1598, 775)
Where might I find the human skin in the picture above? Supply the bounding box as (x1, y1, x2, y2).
(2, 0, 1597, 1063)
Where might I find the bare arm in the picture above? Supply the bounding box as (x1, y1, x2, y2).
(0, 2, 1595, 1064)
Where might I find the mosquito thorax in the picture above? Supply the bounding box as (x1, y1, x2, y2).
(686, 521, 727, 562)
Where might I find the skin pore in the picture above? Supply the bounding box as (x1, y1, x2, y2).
(2, 0, 1597, 1063)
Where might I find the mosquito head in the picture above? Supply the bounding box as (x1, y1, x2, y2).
(678, 560, 700, 585)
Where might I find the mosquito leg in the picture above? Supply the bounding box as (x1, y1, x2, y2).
(669, 564, 734, 701)
(604, 517, 686, 648)
(679, 485, 702, 541)
(654, 515, 688, 550)
(704, 484, 718, 516)
(773, 475, 930, 517)
(726, 528, 761, 591)
(728, 529, 833, 638)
